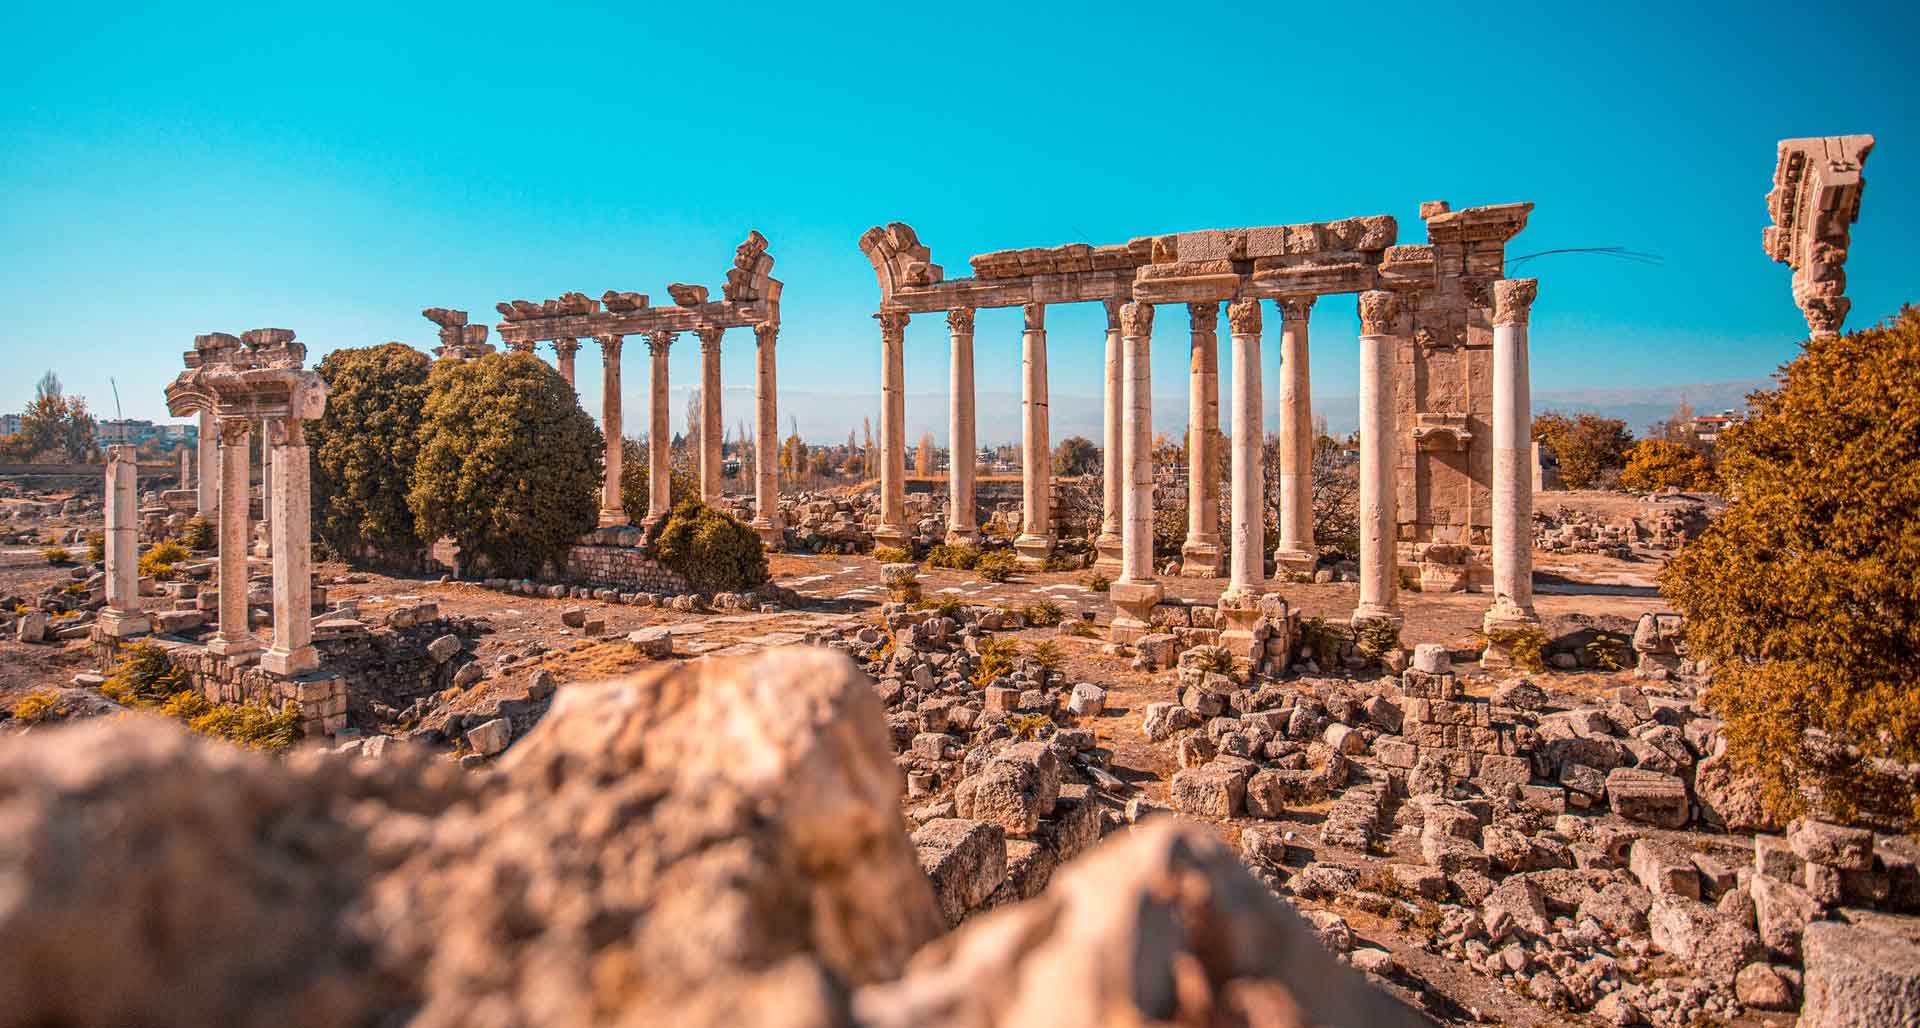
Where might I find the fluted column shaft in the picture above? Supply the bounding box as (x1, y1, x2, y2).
(597, 334, 626, 526)
(262, 417, 316, 676)
(209, 416, 258, 657)
(1111, 302, 1162, 643)
(876, 312, 909, 547)
(1226, 301, 1265, 595)
(1488, 279, 1540, 629)
(698, 328, 724, 502)
(1016, 303, 1054, 564)
(1095, 299, 1125, 571)
(1354, 291, 1402, 626)
(1180, 303, 1222, 575)
(646, 331, 674, 525)
(196, 408, 218, 516)
(554, 338, 580, 390)
(752, 323, 783, 546)
(946, 309, 978, 544)
(99, 445, 147, 637)
(1275, 297, 1317, 571)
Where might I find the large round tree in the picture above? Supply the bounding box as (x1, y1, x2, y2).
(309, 343, 433, 566)
(1662, 306, 1920, 828)
(408, 352, 603, 577)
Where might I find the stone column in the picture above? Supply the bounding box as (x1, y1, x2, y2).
(1095, 298, 1125, 572)
(208, 416, 258, 658)
(196, 408, 218, 517)
(946, 308, 978, 544)
(1485, 278, 1540, 637)
(1015, 302, 1054, 566)
(751, 322, 784, 547)
(1274, 296, 1318, 574)
(697, 327, 724, 502)
(1111, 302, 1162, 643)
(178, 446, 190, 490)
(255, 428, 273, 558)
(261, 417, 317, 676)
(554, 338, 580, 390)
(645, 331, 675, 526)
(1353, 291, 1402, 631)
(1224, 301, 1265, 597)
(875, 311, 909, 548)
(99, 444, 148, 638)
(597, 334, 626, 526)
(1181, 302, 1222, 576)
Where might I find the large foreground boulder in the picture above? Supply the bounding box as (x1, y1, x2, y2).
(1800, 920, 1920, 1028)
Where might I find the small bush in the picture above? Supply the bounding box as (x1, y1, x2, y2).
(179, 516, 214, 551)
(1191, 646, 1237, 678)
(1299, 616, 1349, 663)
(11, 690, 59, 723)
(1354, 618, 1402, 660)
(188, 697, 303, 755)
(1042, 553, 1083, 572)
(1081, 572, 1111, 593)
(871, 545, 911, 564)
(913, 596, 966, 620)
(975, 550, 1017, 582)
(971, 636, 1019, 688)
(84, 533, 105, 563)
(1585, 632, 1628, 671)
(1062, 619, 1099, 638)
(647, 499, 770, 593)
(103, 642, 192, 707)
(1484, 625, 1548, 673)
(1005, 712, 1051, 740)
(1027, 640, 1064, 672)
(41, 547, 71, 565)
(1020, 600, 1066, 627)
(926, 543, 980, 570)
(139, 539, 190, 580)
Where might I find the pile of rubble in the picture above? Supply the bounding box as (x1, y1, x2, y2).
(1532, 509, 1635, 557)
(1635, 495, 1714, 549)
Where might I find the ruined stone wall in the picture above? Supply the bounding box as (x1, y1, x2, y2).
(561, 544, 690, 594)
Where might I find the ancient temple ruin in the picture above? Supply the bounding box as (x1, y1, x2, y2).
(1764, 134, 1875, 338)
(860, 203, 1541, 651)
(490, 231, 785, 546)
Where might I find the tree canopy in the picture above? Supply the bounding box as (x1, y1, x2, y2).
(1532, 411, 1632, 489)
(308, 343, 434, 565)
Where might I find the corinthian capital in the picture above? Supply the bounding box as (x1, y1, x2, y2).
(1227, 299, 1262, 336)
(876, 310, 909, 342)
(946, 308, 975, 334)
(1800, 294, 1848, 338)
(1492, 278, 1539, 328)
(754, 321, 778, 347)
(1120, 301, 1155, 338)
(1187, 302, 1219, 335)
(1277, 296, 1316, 323)
(1358, 291, 1401, 336)
(596, 333, 624, 359)
(696, 326, 726, 354)
(1023, 302, 1045, 332)
(553, 337, 581, 358)
(1103, 297, 1125, 330)
(646, 329, 676, 356)
(505, 339, 536, 355)
(217, 416, 252, 447)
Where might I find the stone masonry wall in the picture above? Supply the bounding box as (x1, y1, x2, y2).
(561, 544, 690, 594)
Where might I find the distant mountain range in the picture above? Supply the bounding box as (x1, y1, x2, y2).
(644, 379, 1772, 447)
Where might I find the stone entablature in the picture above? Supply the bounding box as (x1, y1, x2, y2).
(1764, 134, 1874, 338)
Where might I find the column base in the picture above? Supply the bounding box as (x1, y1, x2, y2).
(96, 610, 150, 639)
(944, 527, 979, 546)
(1093, 532, 1124, 573)
(1272, 547, 1319, 578)
(1350, 604, 1404, 632)
(261, 645, 320, 677)
(1013, 533, 1055, 568)
(872, 524, 910, 549)
(207, 636, 261, 660)
(751, 518, 785, 551)
(1480, 604, 1542, 672)
(1109, 579, 1163, 644)
(598, 507, 630, 528)
(1216, 588, 1264, 670)
(1179, 536, 1222, 578)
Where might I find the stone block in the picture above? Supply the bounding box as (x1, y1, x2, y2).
(1066, 683, 1105, 717)
(1750, 871, 1819, 959)
(1606, 767, 1690, 828)
(913, 818, 1007, 927)
(1630, 839, 1701, 899)
(1410, 643, 1450, 674)
(465, 717, 511, 757)
(1799, 920, 1920, 1028)
(1787, 817, 1874, 871)
(1170, 763, 1248, 818)
(1648, 895, 1765, 980)
(426, 634, 462, 663)
(627, 627, 673, 659)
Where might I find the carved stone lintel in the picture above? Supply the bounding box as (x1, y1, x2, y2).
(596, 333, 624, 359)
(1227, 299, 1262, 336)
(1103, 298, 1125, 331)
(1121, 301, 1155, 338)
(646, 329, 676, 356)
(1277, 296, 1316, 323)
(877, 311, 910, 342)
(946, 308, 975, 334)
(1187, 302, 1219, 335)
(1493, 278, 1539, 327)
(696, 326, 725, 354)
(1358, 291, 1401, 336)
(1023, 302, 1045, 332)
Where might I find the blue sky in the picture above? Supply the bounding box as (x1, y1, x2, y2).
(2, 1, 1915, 444)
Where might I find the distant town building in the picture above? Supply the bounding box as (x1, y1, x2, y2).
(97, 419, 198, 449)
(1690, 410, 1743, 445)
(0, 414, 20, 436)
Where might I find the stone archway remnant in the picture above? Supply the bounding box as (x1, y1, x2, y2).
(1765, 134, 1875, 339)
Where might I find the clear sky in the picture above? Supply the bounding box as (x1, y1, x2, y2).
(2, 1, 1915, 443)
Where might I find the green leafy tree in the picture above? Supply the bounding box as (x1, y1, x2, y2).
(1532, 411, 1633, 489)
(1662, 306, 1920, 829)
(308, 343, 433, 565)
(408, 352, 603, 577)
(645, 498, 769, 593)
(1051, 435, 1100, 476)
(1619, 438, 1715, 493)
(620, 436, 698, 525)
(15, 372, 98, 462)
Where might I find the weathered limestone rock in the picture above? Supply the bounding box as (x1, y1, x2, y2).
(1606, 766, 1690, 827)
(464, 716, 511, 756)
(853, 820, 1425, 1028)
(913, 818, 1008, 928)
(1751, 871, 1820, 959)
(953, 742, 1060, 837)
(1170, 762, 1249, 818)
(1692, 752, 1781, 831)
(1648, 895, 1766, 980)
(1788, 817, 1875, 871)
(1800, 919, 1920, 1028)
(1734, 962, 1798, 1011)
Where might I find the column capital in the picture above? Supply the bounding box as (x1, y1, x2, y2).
(1358, 290, 1401, 336)
(1103, 297, 1125, 330)
(946, 307, 975, 334)
(1121, 301, 1155, 338)
(1023, 302, 1045, 332)
(1227, 299, 1263, 336)
(553, 336, 581, 358)
(217, 416, 252, 445)
(753, 321, 778, 346)
(646, 328, 676, 355)
(1277, 295, 1317, 323)
(595, 333, 624, 358)
(505, 339, 536, 355)
(1492, 278, 1539, 327)
(1801, 294, 1848, 338)
(696, 325, 725, 354)
(266, 417, 306, 449)
(876, 310, 909, 341)
(1187, 301, 1219, 334)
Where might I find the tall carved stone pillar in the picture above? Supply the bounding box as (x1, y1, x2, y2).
(1353, 291, 1402, 632)
(1485, 279, 1540, 641)
(1111, 302, 1162, 644)
(255, 427, 273, 558)
(261, 417, 317, 676)
(554, 337, 580, 390)
(178, 446, 190, 491)
(1274, 296, 1318, 573)
(1016, 302, 1054, 566)
(1095, 298, 1125, 572)
(875, 311, 910, 548)
(208, 416, 258, 658)
(99, 444, 148, 638)
(645, 331, 675, 527)
(946, 308, 978, 544)
(1224, 301, 1265, 597)
(697, 327, 725, 502)
(751, 322, 783, 547)
(596, 334, 626, 526)
(196, 408, 218, 517)
(1181, 302, 1222, 576)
